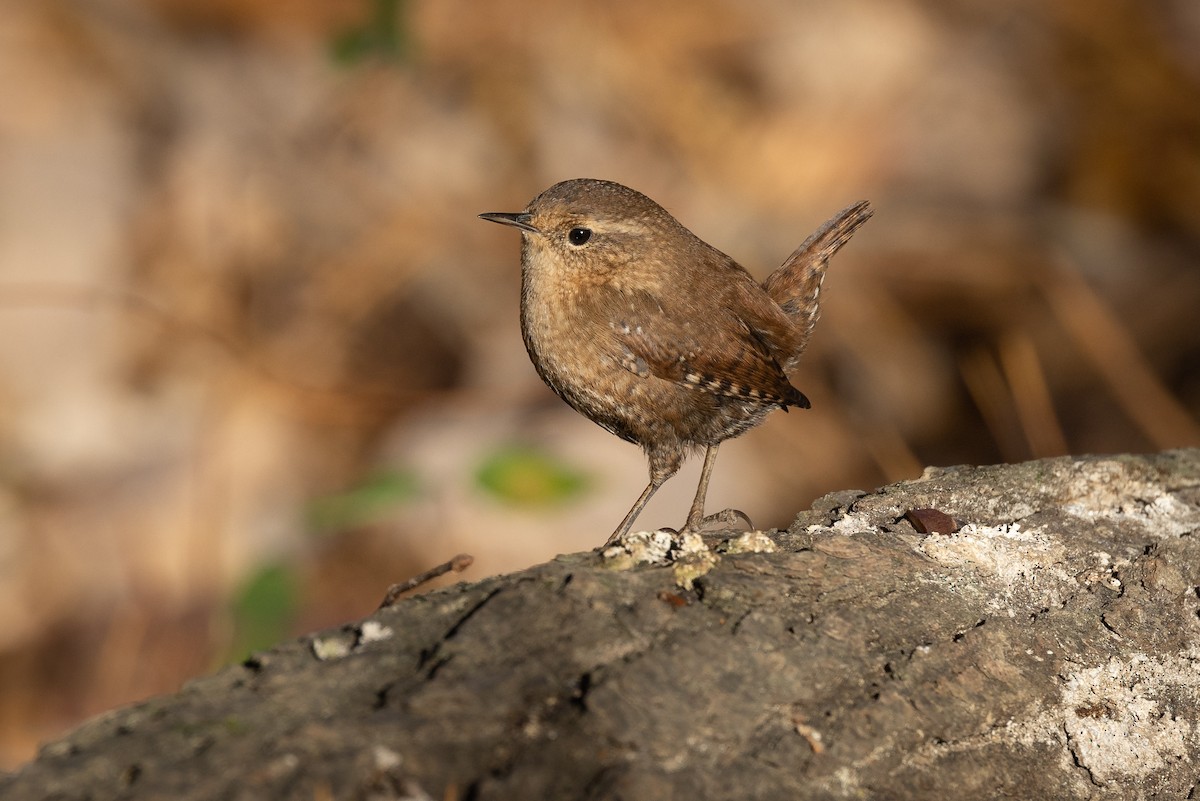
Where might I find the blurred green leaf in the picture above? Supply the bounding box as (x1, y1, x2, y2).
(227, 563, 299, 661)
(475, 445, 588, 507)
(307, 469, 420, 532)
(331, 0, 410, 65)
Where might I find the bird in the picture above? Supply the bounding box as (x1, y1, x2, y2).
(480, 179, 871, 548)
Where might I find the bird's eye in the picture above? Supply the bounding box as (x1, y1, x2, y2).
(568, 227, 592, 246)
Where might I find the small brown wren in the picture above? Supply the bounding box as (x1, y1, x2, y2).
(480, 179, 871, 548)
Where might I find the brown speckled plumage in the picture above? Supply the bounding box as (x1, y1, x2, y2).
(481, 179, 871, 547)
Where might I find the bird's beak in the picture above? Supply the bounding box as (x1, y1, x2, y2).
(478, 211, 539, 234)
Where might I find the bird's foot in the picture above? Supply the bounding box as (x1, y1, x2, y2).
(693, 508, 753, 533)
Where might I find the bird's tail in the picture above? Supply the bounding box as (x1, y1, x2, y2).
(763, 200, 873, 361)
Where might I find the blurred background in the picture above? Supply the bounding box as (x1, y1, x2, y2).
(1, 0, 1199, 768)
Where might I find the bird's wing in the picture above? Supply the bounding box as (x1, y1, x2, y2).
(604, 287, 809, 410)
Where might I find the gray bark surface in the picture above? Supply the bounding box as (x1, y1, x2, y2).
(5, 450, 1200, 800)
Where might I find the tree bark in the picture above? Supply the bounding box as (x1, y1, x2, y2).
(5, 450, 1200, 800)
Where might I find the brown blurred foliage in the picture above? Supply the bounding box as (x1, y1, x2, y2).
(1, 0, 1198, 768)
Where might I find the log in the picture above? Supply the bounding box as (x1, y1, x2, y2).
(5, 450, 1200, 800)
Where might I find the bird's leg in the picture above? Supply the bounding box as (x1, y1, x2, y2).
(683, 444, 719, 530)
(683, 444, 752, 533)
(602, 451, 680, 549)
(603, 480, 663, 549)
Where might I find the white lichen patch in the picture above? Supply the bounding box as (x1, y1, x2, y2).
(1066, 492, 1200, 538)
(1135, 493, 1200, 537)
(902, 650, 1200, 789)
(310, 620, 394, 661)
(832, 512, 875, 535)
(718, 530, 778, 554)
(1061, 461, 1200, 537)
(676, 531, 710, 557)
(807, 510, 875, 537)
(601, 528, 719, 587)
(917, 522, 1069, 580)
(915, 522, 1075, 608)
(357, 620, 394, 647)
(311, 633, 354, 661)
(1060, 651, 1200, 784)
(601, 529, 677, 565)
(673, 532, 719, 590)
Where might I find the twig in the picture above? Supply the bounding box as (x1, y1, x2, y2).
(379, 553, 474, 608)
